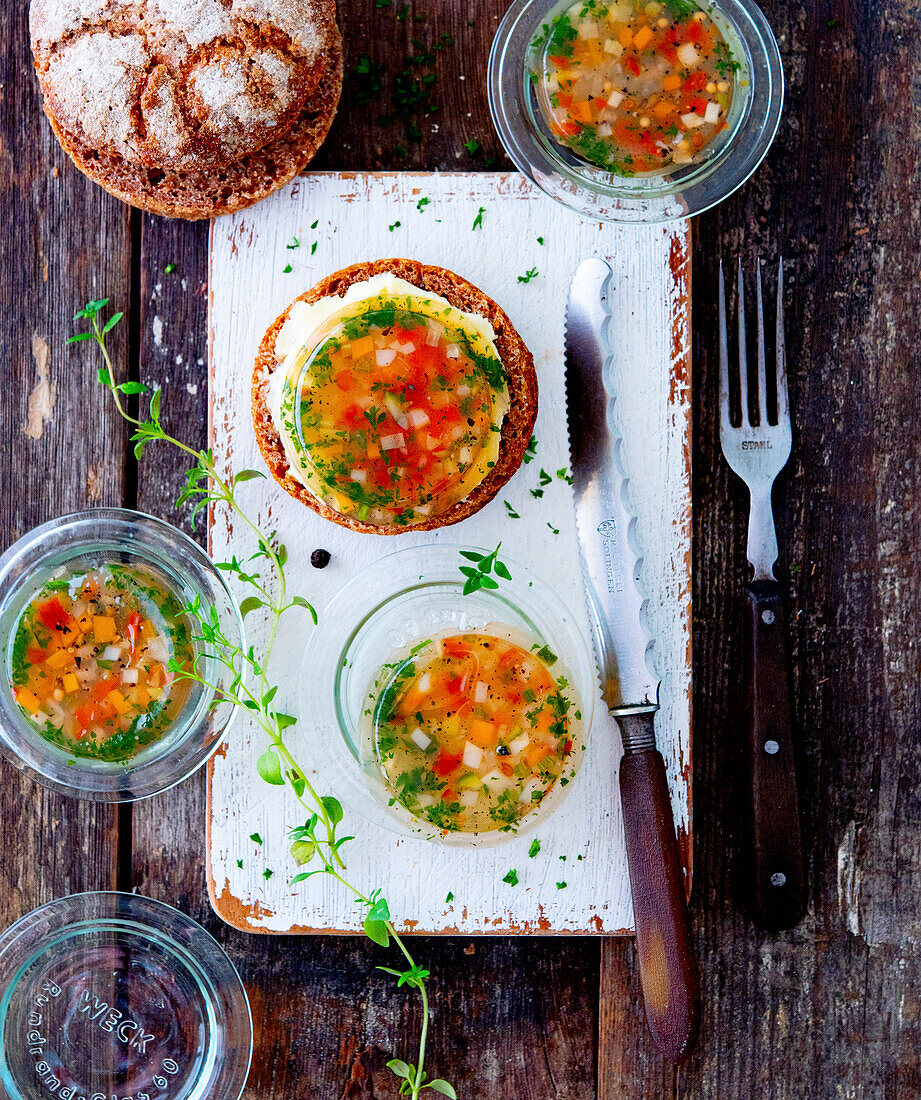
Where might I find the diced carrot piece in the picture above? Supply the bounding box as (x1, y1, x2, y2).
(653, 100, 677, 118)
(556, 92, 573, 109)
(26, 648, 47, 665)
(108, 690, 130, 716)
(548, 54, 570, 67)
(350, 335, 375, 359)
(441, 788, 457, 803)
(617, 26, 633, 48)
(92, 616, 116, 643)
(91, 676, 118, 702)
(633, 24, 653, 50)
(469, 720, 498, 750)
(498, 761, 514, 778)
(46, 650, 73, 671)
(15, 688, 41, 715)
(141, 619, 157, 640)
(662, 73, 682, 91)
(533, 709, 554, 735)
(136, 686, 151, 707)
(526, 743, 553, 769)
(62, 673, 80, 694)
(569, 100, 593, 124)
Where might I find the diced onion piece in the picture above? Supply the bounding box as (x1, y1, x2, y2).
(462, 741, 483, 769)
(102, 645, 121, 662)
(121, 669, 139, 685)
(518, 778, 543, 804)
(445, 344, 461, 359)
(482, 769, 512, 792)
(510, 734, 530, 755)
(410, 727, 431, 751)
(603, 38, 623, 57)
(398, 342, 416, 354)
(577, 18, 599, 38)
(380, 433, 406, 451)
(681, 112, 706, 128)
(459, 790, 479, 807)
(147, 637, 169, 664)
(350, 469, 367, 483)
(458, 447, 472, 465)
(672, 152, 694, 163)
(416, 673, 431, 694)
(597, 122, 613, 137)
(474, 682, 488, 704)
(426, 323, 443, 346)
(414, 504, 432, 516)
(408, 408, 430, 428)
(417, 793, 435, 808)
(704, 101, 720, 124)
(456, 384, 471, 397)
(376, 348, 397, 366)
(677, 42, 701, 67)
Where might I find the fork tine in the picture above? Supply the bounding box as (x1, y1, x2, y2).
(736, 258, 749, 425)
(755, 258, 769, 425)
(775, 258, 789, 423)
(718, 260, 732, 438)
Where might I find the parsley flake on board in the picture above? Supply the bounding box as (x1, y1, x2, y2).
(504, 501, 520, 519)
(528, 839, 541, 858)
(250, 832, 263, 845)
(502, 869, 519, 886)
(518, 267, 539, 284)
(445, 891, 454, 903)
(472, 206, 485, 230)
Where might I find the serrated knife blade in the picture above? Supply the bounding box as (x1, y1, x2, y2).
(565, 257, 700, 1063)
(565, 257, 658, 712)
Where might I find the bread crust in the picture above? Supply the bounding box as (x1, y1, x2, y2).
(44, 36, 342, 219)
(252, 260, 539, 535)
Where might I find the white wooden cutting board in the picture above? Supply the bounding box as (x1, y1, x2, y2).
(206, 172, 691, 935)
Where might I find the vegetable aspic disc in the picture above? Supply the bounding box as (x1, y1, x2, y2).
(253, 259, 538, 533)
(363, 629, 583, 835)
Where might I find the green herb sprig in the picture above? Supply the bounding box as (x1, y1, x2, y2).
(458, 544, 511, 595)
(71, 299, 455, 1100)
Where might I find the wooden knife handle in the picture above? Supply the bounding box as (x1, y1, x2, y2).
(742, 579, 807, 929)
(616, 715, 700, 1063)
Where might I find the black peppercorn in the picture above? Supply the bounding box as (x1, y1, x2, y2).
(310, 548, 331, 569)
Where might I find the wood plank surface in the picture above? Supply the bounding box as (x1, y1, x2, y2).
(0, 0, 918, 1097)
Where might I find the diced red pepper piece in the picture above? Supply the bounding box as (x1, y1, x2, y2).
(26, 648, 47, 665)
(37, 598, 71, 632)
(625, 56, 641, 77)
(432, 750, 463, 779)
(682, 71, 708, 93)
(91, 676, 118, 703)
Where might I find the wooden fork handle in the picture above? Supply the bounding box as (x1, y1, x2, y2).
(742, 579, 807, 929)
(616, 714, 700, 1063)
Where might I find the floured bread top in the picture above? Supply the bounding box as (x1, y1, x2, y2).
(30, 0, 337, 170)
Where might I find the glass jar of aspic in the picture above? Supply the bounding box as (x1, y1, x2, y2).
(300, 545, 596, 847)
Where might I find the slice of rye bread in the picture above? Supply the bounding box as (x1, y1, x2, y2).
(46, 35, 342, 220)
(252, 259, 539, 535)
(31, 0, 338, 172)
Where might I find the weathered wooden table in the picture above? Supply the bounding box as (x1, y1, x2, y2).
(2, 2, 918, 1097)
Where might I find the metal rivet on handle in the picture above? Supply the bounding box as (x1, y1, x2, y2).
(770, 872, 786, 887)
(764, 740, 780, 755)
(762, 609, 775, 624)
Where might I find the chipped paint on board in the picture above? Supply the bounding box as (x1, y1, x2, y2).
(206, 172, 692, 935)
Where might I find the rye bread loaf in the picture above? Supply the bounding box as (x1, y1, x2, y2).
(252, 260, 539, 535)
(30, 0, 342, 218)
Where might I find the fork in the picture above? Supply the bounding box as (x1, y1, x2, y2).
(718, 258, 807, 931)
